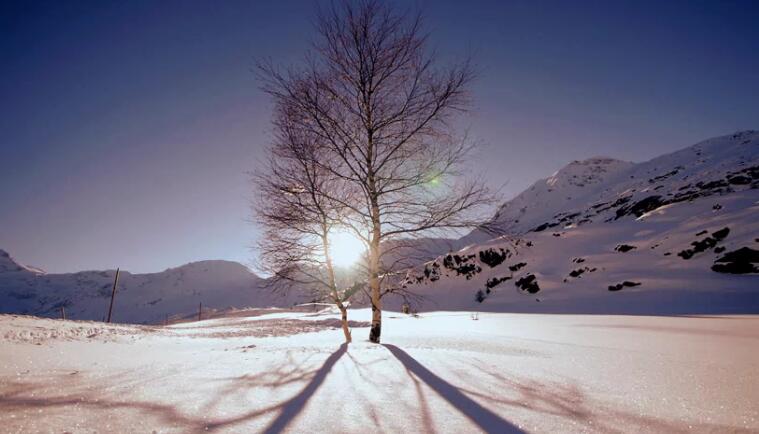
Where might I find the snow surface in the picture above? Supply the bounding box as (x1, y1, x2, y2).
(394, 131, 759, 314)
(1, 309, 757, 433)
(462, 130, 759, 244)
(397, 189, 759, 314)
(0, 257, 307, 324)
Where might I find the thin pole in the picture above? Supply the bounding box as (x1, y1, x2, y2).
(61, 306, 66, 320)
(198, 302, 202, 321)
(107, 268, 120, 323)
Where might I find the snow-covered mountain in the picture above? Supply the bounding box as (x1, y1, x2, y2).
(395, 131, 759, 314)
(0, 252, 305, 324)
(2, 131, 757, 321)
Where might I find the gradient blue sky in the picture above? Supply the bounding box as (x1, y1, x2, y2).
(1, 0, 757, 273)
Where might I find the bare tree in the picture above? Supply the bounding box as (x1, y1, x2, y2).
(253, 100, 360, 344)
(260, 0, 495, 343)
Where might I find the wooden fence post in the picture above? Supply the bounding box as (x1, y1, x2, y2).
(106, 268, 120, 323)
(198, 302, 202, 322)
(61, 306, 66, 320)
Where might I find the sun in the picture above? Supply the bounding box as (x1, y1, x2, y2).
(328, 228, 365, 268)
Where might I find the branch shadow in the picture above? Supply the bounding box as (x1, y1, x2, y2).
(383, 344, 525, 433)
(460, 358, 750, 433)
(260, 342, 347, 433)
(0, 344, 349, 433)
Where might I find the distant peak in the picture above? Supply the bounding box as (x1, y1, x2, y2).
(546, 157, 633, 188)
(162, 259, 259, 278)
(568, 156, 628, 165)
(0, 248, 45, 274)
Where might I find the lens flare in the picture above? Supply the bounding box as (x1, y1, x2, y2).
(328, 229, 365, 267)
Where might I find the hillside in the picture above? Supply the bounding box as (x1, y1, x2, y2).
(0, 253, 304, 324)
(2, 131, 757, 321)
(396, 131, 759, 314)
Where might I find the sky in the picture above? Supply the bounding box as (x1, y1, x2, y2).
(1, 0, 758, 273)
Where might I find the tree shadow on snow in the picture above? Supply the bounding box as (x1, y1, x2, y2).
(383, 344, 526, 433)
(259, 343, 347, 433)
(0, 344, 349, 433)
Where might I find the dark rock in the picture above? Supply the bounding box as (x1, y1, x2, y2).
(712, 227, 730, 240)
(508, 262, 527, 272)
(615, 244, 637, 253)
(486, 276, 511, 289)
(515, 274, 540, 294)
(557, 212, 581, 223)
(678, 228, 730, 259)
(696, 230, 708, 236)
(696, 179, 729, 190)
(615, 195, 664, 219)
(568, 266, 597, 278)
(711, 247, 759, 274)
(478, 248, 509, 268)
(533, 222, 559, 232)
(727, 175, 751, 185)
(608, 281, 642, 291)
(569, 268, 585, 278)
(648, 167, 683, 183)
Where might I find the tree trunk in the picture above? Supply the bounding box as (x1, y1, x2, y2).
(339, 304, 352, 343)
(323, 230, 352, 344)
(369, 288, 381, 343)
(368, 207, 382, 343)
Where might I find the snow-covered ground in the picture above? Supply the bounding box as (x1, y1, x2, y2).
(2, 308, 757, 433)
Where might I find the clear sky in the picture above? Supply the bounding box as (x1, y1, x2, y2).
(1, 0, 757, 273)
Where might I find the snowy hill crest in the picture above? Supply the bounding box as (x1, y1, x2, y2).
(398, 131, 759, 314)
(0, 249, 44, 274)
(2, 131, 757, 321)
(0, 256, 306, 324)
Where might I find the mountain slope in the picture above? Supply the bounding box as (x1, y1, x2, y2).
(0, 256, 305, 324)
(396, 131, 759, 314)
(2, 131, 757, 320)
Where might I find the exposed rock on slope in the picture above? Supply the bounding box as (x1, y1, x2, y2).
(396, 131, 759, 314)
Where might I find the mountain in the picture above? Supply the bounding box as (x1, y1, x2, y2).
(459, 157, 635, 246)
(394, 131, 759, 314)
(0, 253, 306, 324)
(2, 131, 758, 321)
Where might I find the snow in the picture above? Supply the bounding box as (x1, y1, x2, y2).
(461, 130, 759, 245)
(398, 189, 759, 314)
(0, 259, 306, 324)
(1, 131, 758, 432)
(1, 309, 757, 433)
(395, 131, 759, 314)
(3, 131, 757, 322)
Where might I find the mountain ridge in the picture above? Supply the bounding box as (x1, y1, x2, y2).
(2, 130, 757, 321)
(393, 131, 759, 314)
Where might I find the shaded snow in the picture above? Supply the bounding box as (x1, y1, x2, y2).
(0, 259, 307, 324)
(1, 309, 757, 433)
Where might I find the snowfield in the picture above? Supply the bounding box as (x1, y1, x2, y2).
(1, 131, 757, 432)
(2, 308, 757, 433)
